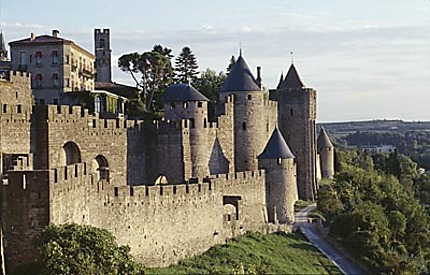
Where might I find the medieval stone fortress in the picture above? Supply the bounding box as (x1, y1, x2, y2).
(0, 29, 334, 272)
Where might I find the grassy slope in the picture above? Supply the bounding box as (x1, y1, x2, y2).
(147, 232, 340, 274)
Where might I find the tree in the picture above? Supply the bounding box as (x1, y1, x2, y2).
(34, 224, 144, 275)
(194, 68, 227, 121)
(175, 46, 199, 84)
(227, 55, 236, 74)
(153, 44, 173, 59)
(118, 46, 174, 112)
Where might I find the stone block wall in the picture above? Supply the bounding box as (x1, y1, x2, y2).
(277, 88, 317, 200)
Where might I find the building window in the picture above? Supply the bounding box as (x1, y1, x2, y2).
(290, 109, 294, 116)
(35, 74, 43, 87)
(99, 39, 105, 48)
(65, 78, 70, 87)
(65, 55, 70, 64)
(35, 51, 42, 65)
(19, 51, 26, 64)
(2, 104, 7, 113)
(94, 96, 101, 113)
(197, 102, 203, 108)
(247, 94, 252, 100)
(242, 122, 247, 130)
(17, 105, 22, 113)
(52, 73, 59, 87)
(51, 50, 58, 65)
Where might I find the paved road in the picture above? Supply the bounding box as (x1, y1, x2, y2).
(294, 204, 365, 275)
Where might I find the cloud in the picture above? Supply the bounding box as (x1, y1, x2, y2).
(2, 17, 429, 122)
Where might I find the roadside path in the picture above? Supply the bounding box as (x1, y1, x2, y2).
(294, 204, 365, 275)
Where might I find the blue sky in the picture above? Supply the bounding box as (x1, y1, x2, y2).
(1, 0, 429, 122)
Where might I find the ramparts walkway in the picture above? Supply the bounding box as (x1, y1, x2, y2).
(294, 204, 365, 275)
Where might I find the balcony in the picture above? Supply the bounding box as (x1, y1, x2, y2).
(79, 68, 94, 78)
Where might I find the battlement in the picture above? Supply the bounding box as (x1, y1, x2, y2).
(108, 181, 214, 203)
(211, 170, 265, 189)
(262, 98, 277, 108)
(39, 105, 148, 132)
(95, 29, 110, 34)
(0, 71, 31, 87)
(50, 163, 92, 189)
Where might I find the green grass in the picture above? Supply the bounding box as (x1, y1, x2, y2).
(147, 232, 340, 274)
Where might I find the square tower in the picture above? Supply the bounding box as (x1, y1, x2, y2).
(94, 29, 112, 83)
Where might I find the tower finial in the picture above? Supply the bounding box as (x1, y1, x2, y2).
(239, 42, 242, 57)
(290, 51, 294, 64)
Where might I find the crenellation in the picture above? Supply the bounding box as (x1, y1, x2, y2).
(1, 52, 325, 272)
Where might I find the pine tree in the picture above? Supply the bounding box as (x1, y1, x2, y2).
(175, 46, 199, 84)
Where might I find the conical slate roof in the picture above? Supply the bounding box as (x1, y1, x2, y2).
(276, 72, 284, 89)
(163, 83, 209, 103)
(258, 127, 295, 159)
(317, 127, 334, 149)
(0, 31, 7, 60)
(279, 64, 305, 89)
(220, 55, 260, 93)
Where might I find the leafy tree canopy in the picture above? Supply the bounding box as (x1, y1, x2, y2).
(30, 223, 144, 275)
(118, 46, 174, 112)
(319, 149, 430, 274)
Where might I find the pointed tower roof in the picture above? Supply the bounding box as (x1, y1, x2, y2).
(163, 83, 209, 103)
(279, 64, 304, 89)
(220, 55, 260, 93)
(317, 127, 334, 149)
(0, 31, 8, 61)
(258, 127, 295, 159)
(276, 72, 284, 89)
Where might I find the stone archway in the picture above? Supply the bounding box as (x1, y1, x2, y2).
(93, 155, 109, 182)
(59, 141, 81, 166)
(154, 175, 168, 185)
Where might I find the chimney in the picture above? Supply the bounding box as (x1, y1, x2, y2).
(52, 29, 60, 38)
(256, 66, 262, 89)
(30, 33, 35, 41)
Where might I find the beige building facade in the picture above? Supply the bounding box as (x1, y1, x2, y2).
(9, 30, 95, 105)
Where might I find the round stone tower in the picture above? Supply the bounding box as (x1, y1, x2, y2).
(317, 127, 334, 179)
(219, 54, 275, 172)
(164, 83, 210, 179)
(258, 127, 298, 224)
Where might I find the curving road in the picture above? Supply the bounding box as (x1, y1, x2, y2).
(294, 204, 365, 275)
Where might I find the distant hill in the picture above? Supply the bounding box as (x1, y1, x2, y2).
(318, 119, 430, 136)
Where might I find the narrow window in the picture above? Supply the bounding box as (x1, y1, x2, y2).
(17, 105, 22, 114)
(2, 104, 7, 113)
(290, 109, 294, 116)
(35, 51, 42, 65)
(247, 94, 252, 100)
(242, 122, 247, 130)
(35, 74, 43, 87)
(52, 73, 59, 87)
(51, 50, 58, 65)
(197, 101, 203, 108)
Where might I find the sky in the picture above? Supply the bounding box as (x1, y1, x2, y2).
(1, 0, 429, 122)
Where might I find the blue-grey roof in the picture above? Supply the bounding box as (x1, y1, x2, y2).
(163, 83, 209, 103)
(317, 127, 334, 148)
(279, 64, 305, 89)
(220, 55, 260, 93)
(258, 127, 295, 159)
